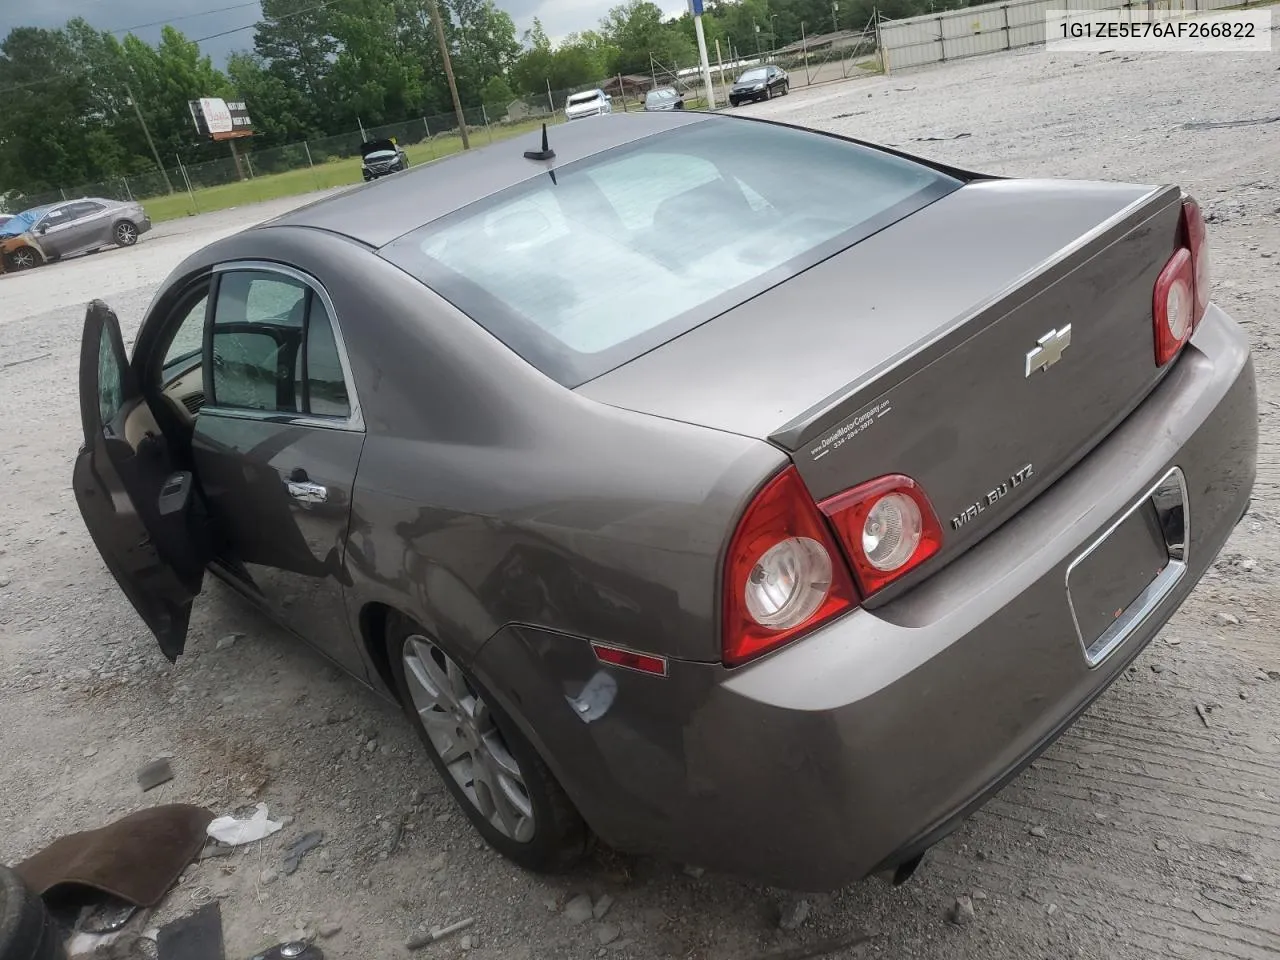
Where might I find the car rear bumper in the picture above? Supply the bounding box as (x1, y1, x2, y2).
(474, 304, 1256, 891)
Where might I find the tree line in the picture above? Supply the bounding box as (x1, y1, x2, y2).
(0, 0, 973, 197)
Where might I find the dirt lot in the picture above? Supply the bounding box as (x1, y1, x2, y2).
(2, 46, 1278, 960)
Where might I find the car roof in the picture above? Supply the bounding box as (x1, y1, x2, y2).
(267, 111, 713, 248)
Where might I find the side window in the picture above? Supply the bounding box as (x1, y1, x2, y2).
(161, 294, 209, 374)
(211, 271, 307, 412)
(68, 201, 104, 219)
(209, 270, 351, 420)
(304, 298, 351, 418)
(40, 206, 71, 229)
(97, 332, 125, 426)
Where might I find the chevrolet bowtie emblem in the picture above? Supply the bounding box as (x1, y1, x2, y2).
(1025, 325, 1072, 377)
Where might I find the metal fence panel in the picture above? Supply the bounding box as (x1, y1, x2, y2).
(880, 0, 1255, 72)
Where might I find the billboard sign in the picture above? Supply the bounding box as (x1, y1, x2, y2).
(189, 98, 254, 141)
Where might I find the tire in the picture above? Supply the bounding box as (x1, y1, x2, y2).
(765, 85, 773, 100)
(112, 220, 138, 247)
(5, 246, 41, 271)
(781, 82, 789, 95)
(0, 865, 67, 960)
(386, 613, 587, 872)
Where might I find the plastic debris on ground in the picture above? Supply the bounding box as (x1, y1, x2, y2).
(206, 803, 284, 846)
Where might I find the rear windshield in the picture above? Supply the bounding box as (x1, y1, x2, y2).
(380, 120, 961, 386)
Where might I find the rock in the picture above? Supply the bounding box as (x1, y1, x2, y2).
(592, 894, 615, 920)
(362, 723, 379, 740)
(563, 894, 594, 925)
(1047, 903, 1059, 916)
(778, 897, 811, 931)
(1237, 873, 1256, 885)
(1268, 670, 1280, 681)
(1151, 663, 1165, 674)
(461, 934, 475, 950)
(410, 788, 424, 805)
(1155, 838, 1169, 852)
(1240, 557, 1257, 571)
(83, 747, 98, 758)
(595, 924, 620, 946)
(1257, 670, 1272, 682)
(1029, 825, 1048, 838)
(318, 922, 343, 939)
(365, 739, 378, 753)
(972, 890, 988, 901)
(948, 896, 976, 926)
(1216, 612, 1240, 626)
(261, 868, 279, 885)
(215, 634, 239, 651)
(425, 853, 447, 874)
(1193, 907, 1220, 925)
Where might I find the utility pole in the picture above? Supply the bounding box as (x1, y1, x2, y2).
(832, 1, 840, 34)
(124, 77, 173, 194)
(690, 0, 716, 108)
(421, 0, 470, 150)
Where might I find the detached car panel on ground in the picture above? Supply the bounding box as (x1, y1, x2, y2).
(73, 111, 1257, 891)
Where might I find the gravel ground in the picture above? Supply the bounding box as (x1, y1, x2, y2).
(2, 46, 1279, 960)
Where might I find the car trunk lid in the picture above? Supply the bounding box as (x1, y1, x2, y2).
(578, 178, 1185, 583)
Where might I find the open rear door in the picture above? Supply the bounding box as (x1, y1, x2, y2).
(73, 301, 212, 661)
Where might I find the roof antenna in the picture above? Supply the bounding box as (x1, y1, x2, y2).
(523, 123, 555, 162)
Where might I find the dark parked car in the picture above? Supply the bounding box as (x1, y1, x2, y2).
(0, 198, 151, 269)
(360, 138, 409, 181)
(728, 65, 788, 105)
(73, 111, 1255, 891)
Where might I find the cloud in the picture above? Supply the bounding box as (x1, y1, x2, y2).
(0, 0, 264, 65)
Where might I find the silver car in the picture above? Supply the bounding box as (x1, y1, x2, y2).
(644, 87, 686, 111)
(27, 197, 152, 263)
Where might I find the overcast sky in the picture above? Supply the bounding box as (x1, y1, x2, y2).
(0, 0, 636, 67)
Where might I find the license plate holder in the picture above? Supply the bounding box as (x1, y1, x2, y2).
(1066, 468, 1188, 667)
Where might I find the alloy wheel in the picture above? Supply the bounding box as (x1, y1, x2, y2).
(116, 223, 137, 245)
(401, 635, 535, 842)
(11, 248, 35, 269)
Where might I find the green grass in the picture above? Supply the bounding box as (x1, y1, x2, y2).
(142, 116, 559, 223)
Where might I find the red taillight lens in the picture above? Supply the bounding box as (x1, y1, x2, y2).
(1155, 198, 1210, 367)
(818, 475, 944, 596)
(1153, 248, 1195, 366)
(722, 467, 857, 667)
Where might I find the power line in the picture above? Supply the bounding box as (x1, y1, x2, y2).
(191, 0, 351, 43)
(108, 2, 265, 36)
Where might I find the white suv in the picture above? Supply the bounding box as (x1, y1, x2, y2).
(564, 89, 613, 121)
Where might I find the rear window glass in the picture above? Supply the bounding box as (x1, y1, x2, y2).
(380, 120, 961, 386)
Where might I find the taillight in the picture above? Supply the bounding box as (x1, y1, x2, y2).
(818, 475, 944, 596)
(1155, 198, 1210, 367)
(721, 467, 857, 667)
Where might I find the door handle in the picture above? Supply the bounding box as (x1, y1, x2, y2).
(287, 480, 328, 504)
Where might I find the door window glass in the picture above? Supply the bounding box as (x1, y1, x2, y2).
(162, 294, 209, 374)
(39, 206, 72, 229)
(305, 298, 351, 418)
(97, 330, 125, 425)
(209, 270, 351, 419)
(211, 272, 306, 412)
